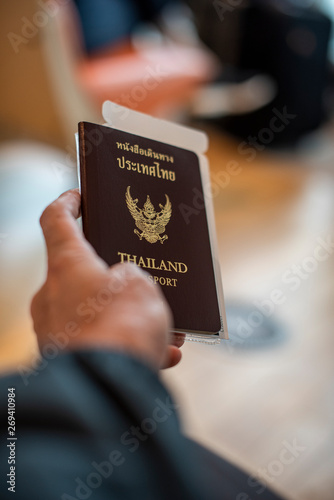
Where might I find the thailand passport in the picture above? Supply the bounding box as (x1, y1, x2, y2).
(78, 103, 227, 343)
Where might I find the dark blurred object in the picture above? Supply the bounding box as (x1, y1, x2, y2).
(73, 0, 179, 53)
(189, 0, 332, 146)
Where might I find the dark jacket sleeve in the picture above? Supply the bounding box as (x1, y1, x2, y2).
(0, 350, 211, 500)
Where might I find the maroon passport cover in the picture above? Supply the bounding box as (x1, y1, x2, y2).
(78, 121, 222, 335)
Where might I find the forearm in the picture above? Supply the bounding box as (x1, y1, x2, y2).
(0, 350, 206, 500)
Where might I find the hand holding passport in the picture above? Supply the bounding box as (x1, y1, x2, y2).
(32, 188, 184, 370)
(78, 103, 227, 343)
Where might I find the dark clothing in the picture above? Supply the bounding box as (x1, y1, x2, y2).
(73, 0, 177, 53)
(0, 350, 282, 499)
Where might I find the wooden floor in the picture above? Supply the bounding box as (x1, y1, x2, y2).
(1, 126, 334, 500)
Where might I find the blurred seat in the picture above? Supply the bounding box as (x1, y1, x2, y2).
(50, 0, 219, 119)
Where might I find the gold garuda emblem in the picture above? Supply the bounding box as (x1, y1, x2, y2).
(125, 186, 172, 244)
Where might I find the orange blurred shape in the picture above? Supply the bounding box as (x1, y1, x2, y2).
(77, 43, 218, 116)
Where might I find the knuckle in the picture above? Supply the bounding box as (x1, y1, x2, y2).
(30, 286, 47, 329)
(39, 207, 49, 227)
(39, 202, 59, 229)
(111, 262, 147, 286)
(48, 250, 73, 275)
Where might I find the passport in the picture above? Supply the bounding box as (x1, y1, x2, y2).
(78, 120, 226, 339)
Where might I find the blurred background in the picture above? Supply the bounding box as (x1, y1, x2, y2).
(0, 1, 334, 499)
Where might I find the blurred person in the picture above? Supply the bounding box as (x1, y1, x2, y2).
(73, 0, 180, 53)
(0, 190, 283, 500)
(188, 0, 332, 144)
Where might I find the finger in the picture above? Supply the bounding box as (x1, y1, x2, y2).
(161, 345, 182, 369)
(170, 333, 185, 348)
(40, 189, 97, 264)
